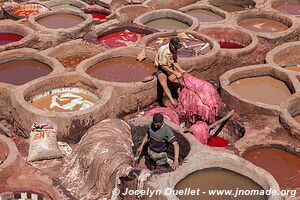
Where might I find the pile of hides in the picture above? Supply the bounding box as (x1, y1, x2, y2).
(145, 107, 180, 125)
(62, 119, 134, 200)
(177, 74, 220, 124)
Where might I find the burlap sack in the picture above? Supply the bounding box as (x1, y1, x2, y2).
(27, 123, 63, 162)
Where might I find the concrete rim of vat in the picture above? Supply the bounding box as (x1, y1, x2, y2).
(136, 30, 220, 70)
(0, 21, 35, 52)
(198, 25, 258, 57)
(41, 39, 105, 71)
(207, 0, 257, 12)
(133, 9, 199, 32)
(280, 93, 300, 140)
(178, 3, 230, 25)
(28, 9, 92, 34)
(0, 135, 21, 182)
(86, 23, 158, 46)
(44, 0, 89, 11)
(235, 10, 296, 39)
(220, 64, 298, 115)
(145, 147, 281, 200)
(77, 46, 157, 114)
(266, 41, 300, 75)
(83, 5, 115, 24)
(267, 0, 300, 15)
(11, 72, 115, 142)
(142, 0, 170, 7)
(115, 5, 154, 23)
(0, 48, 65, 86)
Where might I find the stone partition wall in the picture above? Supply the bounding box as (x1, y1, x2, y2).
(207, 0, 257, 12)
(77, 46, 157, 115)
(10, 73, 116, 142)
(133, 9, 199, 31)
(115, 5, 154, 23)
(43, 0, 89, 11)
(266, 41, 300, 75)
(137, 30, 220, 70)
(0, 21, 35, 52)
(220, 64, 299, 115)
(280, 93, 300, 140)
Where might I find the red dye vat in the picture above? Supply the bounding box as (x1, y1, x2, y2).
(91, 13, 107, 20)
(98, 31, 145, 48)
(207, 136, 229, 147)
(0, 33, 23, 45)
(219, 41, 245, 49)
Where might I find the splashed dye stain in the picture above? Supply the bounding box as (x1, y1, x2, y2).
(244, 148, 300, 190)
(58, 54, 92, 70)
(238, 18, 289, 32)
(0, 59, 52, 85)
(37, 13, 84, 29)
(0, 33, 23, 45)
(175, 168, 267, 200)
(87, 57, 154, 83)
(230, 76, 291, 105)
(98, 31, 145, 48)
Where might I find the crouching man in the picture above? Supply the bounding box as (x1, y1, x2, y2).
(137, 113, 180, 169)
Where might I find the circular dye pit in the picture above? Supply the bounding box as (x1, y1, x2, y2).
(218, 41, 245, 49)
(12, 3, 49, 18)
(175, 168, 267, 200)
(97, 31, 145, 48)
(58, 54, 92, 70)
(0, 59, 52, 85)
(144, 18, 190, 30)
(0, 33, 23, 45)
(0, 191, 46, 200)
(91, 13, 107, 20)
(31, 87, 99, 112)
(282, 64, 300, 72)
(87, 57, 155, 83)
(185, 9, 224, 22)
(217, 5, 246, 12)
(238, 18, 289, 33)
(229, 76, 291, 105)
(244, 148, 300, 190)
(147, 35, 211, 57)
(272, 1, 300, 15)
(207, 136, 229, 147)
(36, 13, 84, 29)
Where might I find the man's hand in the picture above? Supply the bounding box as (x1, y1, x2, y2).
(174, 71, 182, 79)
(170, 160, 179, 170)
(136, 146, 143, 156)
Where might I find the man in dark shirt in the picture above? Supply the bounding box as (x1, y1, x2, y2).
(137, 113, 180, 169)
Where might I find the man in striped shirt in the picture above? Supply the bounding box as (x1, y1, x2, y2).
(154, 37, 186, 107)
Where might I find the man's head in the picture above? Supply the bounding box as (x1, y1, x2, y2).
(169, 37, 182, 52)
(152, 113, 164, 129)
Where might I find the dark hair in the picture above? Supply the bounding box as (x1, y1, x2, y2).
(153, 113, 164, 123)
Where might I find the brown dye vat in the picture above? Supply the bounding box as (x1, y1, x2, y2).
(36, 13, 84, 29)
(272, 2, 300, 15)
(186, 9, 224, 22)
(31, 88, 98, 112)
(87, 57, 155, 83)
(284, 65, 300, 72)
(217, 5, 245, 12)
(144, 18, 190, 30)
(244, 148, 300, 190)
(175, 168, 267, 200)
(293, 115, 300, 124)
(229, 76, 291, 105)
(238, 18, 289, 33)
(58, 54, 92, 70)
(0, 59, 52, 85)
(148, 36, 210, 57)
